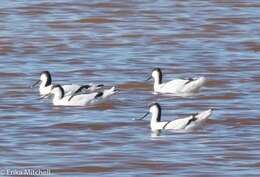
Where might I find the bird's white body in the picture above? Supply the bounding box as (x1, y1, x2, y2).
(52, 91, 97, 106)
(154, 77, 206, 94)
(151, 109, 212, 131)
(35, 71, 103, 96)
(50, 85, 117, 106)
(150, 68, 206, 94)
(144, 103, 212, 132)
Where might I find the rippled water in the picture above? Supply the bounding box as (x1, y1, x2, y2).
(1, 0, 260, 176)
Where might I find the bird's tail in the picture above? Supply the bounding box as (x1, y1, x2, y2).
(196, 77, 206, 87)
(102, 86, 118, 98)
(196, 109, 213, 121)
(183, 76, 206, 93)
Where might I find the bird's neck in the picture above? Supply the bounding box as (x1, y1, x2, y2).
(153, 75, 162, 90)
(40, 80, 53, 93)
(150, 109, 160, 129)
(40, 80, 46, 89)
(40, 77, 52, 87)
(150, 108, 168, 131)
(53, 91, 64, 103)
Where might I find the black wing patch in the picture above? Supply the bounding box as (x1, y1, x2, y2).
(184, 78, 195, 85)
(185, 113, 198, 127)
(80, 85, 91, 92)
(162, 121, 171, 129)
(68, 85, 90, 101)
(95, 92, 103, 99)
(97, 84, 104, 87)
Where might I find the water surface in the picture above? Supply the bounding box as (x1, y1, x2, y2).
(1, 0, 260, 176)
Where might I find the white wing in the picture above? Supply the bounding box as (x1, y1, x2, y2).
(62, 84, 104, 96)
(184, 109, 212, 130)
(165, 109, 212, 130)
(158, 77, 206, 93)
(158, 79, 188, 93)
(165, 115, 194, 130)
(62, 84, 81, 96)
(62, 92, 98, 106)
(182, 77, 206, 93)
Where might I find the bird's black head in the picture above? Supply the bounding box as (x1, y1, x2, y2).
(152, 68, 161, 73)
(40, 71, 52, 86)
(149, 102, 162, 122)
(152, 68, 162, 84)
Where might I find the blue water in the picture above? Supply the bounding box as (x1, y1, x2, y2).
(0, 0, 260, 176)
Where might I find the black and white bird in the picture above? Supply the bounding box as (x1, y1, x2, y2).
(32, 71, 104, 96)
(45, 85, 117, 106)
(146, 68, 206, 94)
(137, 103, 212, 131)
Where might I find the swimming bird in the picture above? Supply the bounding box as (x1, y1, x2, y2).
(32, 71, 104, 96)
(47, 84, 117, 106)
(137, 103, 212, 131)
(146, 68, 206, 94)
